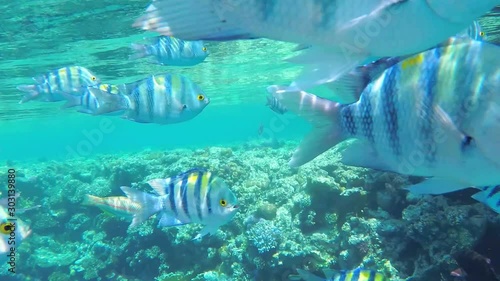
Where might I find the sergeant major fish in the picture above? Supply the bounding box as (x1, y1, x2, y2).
(266, 94, 287, 114)
(17, 66, 101, 104)
(130, 36, 209, 66)
(120, 168, 239, 240)
(268, 37, 500, 196)
(96, 73, 210, 124)
(133, 0, 499, 91)
(290, 267, 387, 281)
(0, 204, 31, 269)
(60, 83, 126, 115)
(470, 185, 500, 214)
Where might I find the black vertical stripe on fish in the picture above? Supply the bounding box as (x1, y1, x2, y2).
(359, 95, 374, 144)
(134, 88, 140, 116)
(169, 180, 177, 217)
(420, 48, 440, 165)
(368, 271, 377, 281)
(179, 75, 186, 109)
(180, 173, 190, 220)
(55, 71, 63, 92)
(194, 171, 203, 221)
(382, 68, 401, 157)
(206, 175, 213, 214)
(487, 185, 500, 198)
(146, 77, 154, 121)
(351, 268, 361, 280)
(342, 106, 357, 136)
(85, 90, 90, 108)
(179, 38, 185, 55)
(66, 67, 72, 89)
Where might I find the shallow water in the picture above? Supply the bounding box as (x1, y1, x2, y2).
(1, 2, 500, 281)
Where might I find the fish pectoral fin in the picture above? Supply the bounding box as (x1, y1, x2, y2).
(405, 178, 471, 195)
(157, 212, 186, 227)
(340, 140, 394, 172)
(133, 0, 254, 41)
(192, 225, 218, 240)
(286, 46, 370, 91)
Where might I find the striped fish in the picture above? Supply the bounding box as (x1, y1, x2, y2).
(472, 186, 500, 214)
(17, 66, 101, 104)
(116, 73, 210, 124)
(82, 195, 143, 219)
(60, 84, 126, 115)
(0, 205, 31, 266)
(268, 37, 500, 197)
(457, 20, 487, 41)
(133, 0, 498, 91)
(266, 94, 287, 114)
(130, 36, 209, 66)
(293, 267, 387, 281)
(120, 168, 239, 239)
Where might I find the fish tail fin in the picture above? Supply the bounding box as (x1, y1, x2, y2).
(82, 194, 102, 206)
(17, 85, 39, 104)
(87, 87, 129, 115)
(266, 85, 344, 167)
(132, 0, 253, 40)
(129, 43, 149, 60)
(120, 186, 162, 228)
(60, 91, 82, 109)
(471, 187, 489, 203)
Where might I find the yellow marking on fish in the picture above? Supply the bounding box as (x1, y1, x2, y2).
(401, 53, 424, 70)
(374, 273, 386, 281)
(171, 74, 181, 92)
(188, 172, 199, 185)
(200, 172, 210, 199)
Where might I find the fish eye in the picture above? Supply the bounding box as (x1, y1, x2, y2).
(479, 31, 485, 37)
(91, 76, 97, 81)
(219, 199, 227, 207)
(202, 47, 207, 52)
(197, 94, 205, 101)
(0, 223, 14, 234)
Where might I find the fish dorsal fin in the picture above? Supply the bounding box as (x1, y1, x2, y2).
(322, 269, 338, 280)
(147, 179, 172, 196)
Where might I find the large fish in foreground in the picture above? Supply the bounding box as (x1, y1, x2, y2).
(17, 66, 101, 103)
(133, 0, 499, 90)
(290, 267, 387, 281)
(268, 38, 500, 195)
(120, 168, 239, 239)
(0, 201, 31, 270)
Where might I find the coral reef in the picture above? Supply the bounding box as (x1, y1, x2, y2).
(1, 140, 499, 281)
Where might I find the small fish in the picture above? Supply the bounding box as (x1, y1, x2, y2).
(17, 66, 101, 103)
(104, 73, 210, 124)
(130, 36, 209, 66)
(291, 267, 387, 281)
(0, 193, 41, 215)
(266, 95, 287, 114)
(133, 0, 499, 91)
(471, 186, 500, 214)
(457, 20, 487, 41)
(268, 38, 500, 196)
(60, 84, 126, 115)
(82, 194, 143, 220)
(120, 168, 239, 239)
(0, 205, 31, 268)
(453, 250, 499, 281)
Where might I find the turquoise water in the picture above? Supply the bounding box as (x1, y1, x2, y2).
(2, 2, 500, 281)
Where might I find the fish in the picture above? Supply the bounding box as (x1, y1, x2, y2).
(59, 84, 126, 115)
(453, 250, 499, 281)
(17, 66, 101, 104)
(267, 37, 500, 196)
(104, 73, 210, 124)
(0, 193, 41, 215)
(290, 267, 387, 281)
(82, 194, 143, 220)
(130, 36, 209, 66)
(133, 0, 499, 91)
(266, 94, 287, 114)
(471, 186, 500, 214)
(119, 168, 239, 239)
(0, 205, 31, 271)
(457, 20, 487, 41)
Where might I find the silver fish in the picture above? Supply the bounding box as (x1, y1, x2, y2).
(133, 0, 499, 91)
(268, 38, 500, 195)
